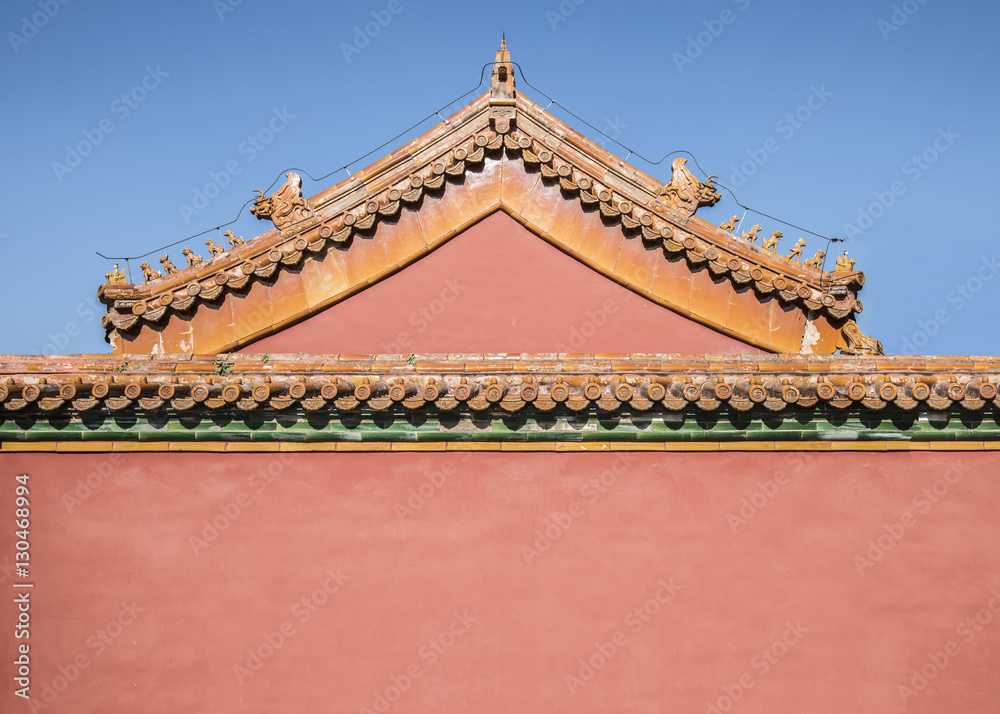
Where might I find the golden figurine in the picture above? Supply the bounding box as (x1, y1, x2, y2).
(720, 215, 739, 233)
(840, 320, 884, 356)
(762, 231, 782, 253)
(740, 224, 762, 244)
(139, 261, 161, 282)
(160, 254, 178, 274)
(224, 230, 245, 248)
(252, 172, 314, 230)
(105, 264, 127, 285)
(205, 239, 225, 257)
(657, 158, 721, 217)
(835, 251, 856, 271)
(182, 248, 203, 268)
(804, 250, 826, 269)
(786, 238, 807, 262)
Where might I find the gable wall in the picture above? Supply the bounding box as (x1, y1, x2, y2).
(110, 159, 836, 356)
(242, 212, 766, 355)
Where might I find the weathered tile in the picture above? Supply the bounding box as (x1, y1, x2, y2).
(727, 284, 770, 347)
(576, 212, 623, 274)
(298, 246, 350, 310)
(499, 157, 541, 213)
(465, 157, 503, 213)
(546, 193, 592, 252)
(688, 266, 730, 330)
(650, 253, 692, 312)
(518, 176, 564, 236)
(614, 235, 657, 293)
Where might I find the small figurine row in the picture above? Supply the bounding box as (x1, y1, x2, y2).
(719, 216, 855, 272)
(104, 231, 246, 284)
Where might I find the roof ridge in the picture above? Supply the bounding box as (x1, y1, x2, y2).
(97, 67, 873, 356)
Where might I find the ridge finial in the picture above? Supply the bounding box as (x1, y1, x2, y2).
(490, 36, 516, 133)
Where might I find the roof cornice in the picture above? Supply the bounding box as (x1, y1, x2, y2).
(98, 92, 871, 356)
(1, 355, 996, 430)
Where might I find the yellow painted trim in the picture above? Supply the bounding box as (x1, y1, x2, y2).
(887, 441, 929, 451)
(56, 442, 114, 452)
(279, 443, 338, 452)
(929, 441, 986, 451)
(555, 442, 614, 452)
(831, 441, 887, 451)
(664, 442, 719, 451)
(0, 442, 57, 452)
(168, 442, 227, 452)
(388, 443, 449, 451)
(1, 441, 997, 453)
(112, 442, 172, 452)
(773, 441, 831, 451)
(610, 442, 665, 451)
(335, 442, 392, 452)
(223, 442, 285, 452)
(721, 441, 775, 451)
(445, 442, 503, 451)
(500, 442, 555, 451)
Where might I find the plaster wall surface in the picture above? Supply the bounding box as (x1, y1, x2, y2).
(2, 451, 998, 713)
(243, 212, 765, 355)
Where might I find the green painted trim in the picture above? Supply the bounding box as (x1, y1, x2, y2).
(2, 407, 998, 443)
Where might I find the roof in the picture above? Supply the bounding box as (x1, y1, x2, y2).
(1, 352, 997, 451)
(97, 41, 873, 357)
(11, 41, 969, 453)
(0, 352, 996, 451)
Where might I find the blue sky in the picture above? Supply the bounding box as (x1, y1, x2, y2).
(1, 0, 997, 355)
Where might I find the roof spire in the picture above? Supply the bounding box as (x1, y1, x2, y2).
(489, 36, 516, 134)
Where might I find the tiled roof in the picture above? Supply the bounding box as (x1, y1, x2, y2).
(2, 354, 997, 448)
(98, 42, 870, 357)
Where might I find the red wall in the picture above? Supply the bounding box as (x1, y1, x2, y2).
(2, 450, 999, 713)
(244, 212, 764, 355)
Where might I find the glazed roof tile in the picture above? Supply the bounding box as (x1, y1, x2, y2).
(0, 354, 997, 435)
(98, 42, 869, 356)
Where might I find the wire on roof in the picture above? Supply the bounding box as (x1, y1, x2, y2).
(96, 60, 845, 281)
